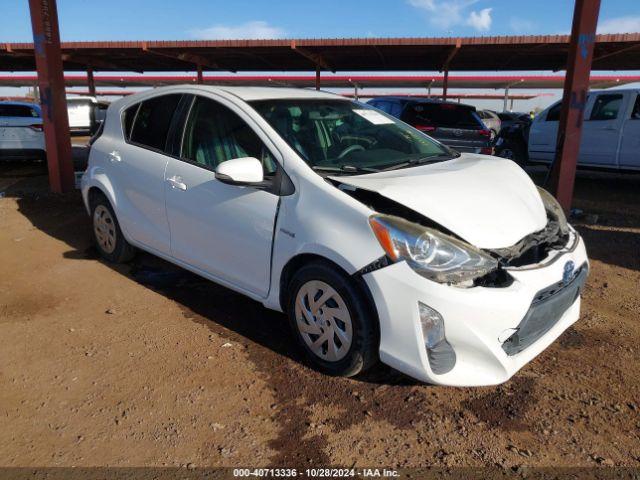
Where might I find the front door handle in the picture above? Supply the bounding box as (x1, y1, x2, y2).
(108, 150, 122, 162)
(167, 175, 187, 191)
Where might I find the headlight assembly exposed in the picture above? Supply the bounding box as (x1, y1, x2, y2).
(369, 214, 498, 285)
(537, 187, 569, 235)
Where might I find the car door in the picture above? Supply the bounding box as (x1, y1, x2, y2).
(580, 92, 626, 167)
(528, 102, 560, 162)
(619, 93, 640, 170)
(164, 95, 280, 297)
(113, 93, 183, 254)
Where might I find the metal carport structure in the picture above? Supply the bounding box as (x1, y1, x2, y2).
(17, 0, 618, 208)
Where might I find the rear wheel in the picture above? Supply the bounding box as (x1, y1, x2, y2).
(286, 261, 378, 377)
(497, 139, 527, 165)
(90, 193, 135, 263)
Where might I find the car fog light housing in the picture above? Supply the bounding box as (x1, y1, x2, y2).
(419, 302, 445, 348)
(419, 302, 456, 375)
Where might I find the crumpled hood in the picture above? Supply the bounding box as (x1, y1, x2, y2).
(332, 154, 548, 249)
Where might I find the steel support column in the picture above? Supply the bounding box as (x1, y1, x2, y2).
(503, 86, 510, 112)
(442, 68, 449, 100)
(315, 66, 320, 90)
(87, 67, 96, 96)
(550, 0, 601, 211)
(28, 0, 74, 193)
(196, 64, 203, 84)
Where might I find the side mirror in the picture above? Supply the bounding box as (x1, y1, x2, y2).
(215, 157, 264, 185)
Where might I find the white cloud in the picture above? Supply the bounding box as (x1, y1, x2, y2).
(597, 15, 640, 34)
(467, 8, 492, 32)
(407, 0, 493, 32)
(188, 21, 285, 40)
(407, 0, 436, 9)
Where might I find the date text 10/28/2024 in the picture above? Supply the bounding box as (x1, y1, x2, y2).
(233, 468, 400, 478)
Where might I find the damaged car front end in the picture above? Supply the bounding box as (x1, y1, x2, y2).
(332, 165, 588, 386)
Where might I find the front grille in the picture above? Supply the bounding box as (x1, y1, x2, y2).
(502, 263, 588, 356)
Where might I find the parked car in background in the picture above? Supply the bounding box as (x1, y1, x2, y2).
(498, 111, 532, 130)
(477, 109, 501, 136)
(495, 116, 532, 163)
(368, 97, 494, 155)
(82, 86, 588, 386)
(67, 96, 109, 136)
(0, 101, 45, 161)
(528, 89, 640, 170)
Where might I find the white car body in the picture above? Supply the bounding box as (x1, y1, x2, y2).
(0, 101, 45, 161)
(81, 86, 588, 386)
(528, 88, 640, 170)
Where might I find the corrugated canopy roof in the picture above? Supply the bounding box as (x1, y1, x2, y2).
(2, 34, 640, 72)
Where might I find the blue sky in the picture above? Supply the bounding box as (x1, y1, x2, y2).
(2, 1, 639, 111)
(1, 0, 639, 41)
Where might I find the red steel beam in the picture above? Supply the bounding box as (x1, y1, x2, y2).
(28, 0, 74, 193)
(87, 66, 95, 96)
(550, 0, 601, 211)
(197, 64, 203, 84)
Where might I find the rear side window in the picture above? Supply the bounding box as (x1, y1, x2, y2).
(130, 94, 182, 151)
(589, 94, 623, 121)
(0, 104, 39, 118)
(122, 103, 139, 140)
(402, 103, 482, 129)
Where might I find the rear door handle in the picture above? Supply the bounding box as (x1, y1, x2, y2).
(108, 150, 122, 162)
(167, 175, 187, 191)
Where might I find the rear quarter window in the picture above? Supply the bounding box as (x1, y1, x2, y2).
(122, 103, 139, 140)
(129, 94, 182, 151)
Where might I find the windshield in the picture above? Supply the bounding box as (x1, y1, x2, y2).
(250, 99, 454, 173)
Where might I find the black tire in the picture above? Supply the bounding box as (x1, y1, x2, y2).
(286, 260, 379, 377)
(497, 139, 528, 165)
(89, 192, 136, 263)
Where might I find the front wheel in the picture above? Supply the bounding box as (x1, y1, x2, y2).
(286, 261, 378, 377)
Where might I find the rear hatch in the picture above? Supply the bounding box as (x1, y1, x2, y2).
(402, 102, 492, 153)
(0, 104, 43, 142)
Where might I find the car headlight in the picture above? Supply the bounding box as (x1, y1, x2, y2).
(537, 187, 569, 235)
(369, 214, 498, 285)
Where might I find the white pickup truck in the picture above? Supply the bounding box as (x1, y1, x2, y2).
(528, 88, 640, 170)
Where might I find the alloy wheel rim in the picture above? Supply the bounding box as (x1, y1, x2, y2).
(295, 280, 353, 362)
(93, 205, 117, 254)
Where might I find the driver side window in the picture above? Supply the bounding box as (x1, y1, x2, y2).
(181, 97, 277, 175)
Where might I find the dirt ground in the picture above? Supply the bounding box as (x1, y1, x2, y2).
(0, 160, 639, 471)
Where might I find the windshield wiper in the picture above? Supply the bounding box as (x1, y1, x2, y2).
(312, 165, 380, 175)
(382, 152, 460, 171)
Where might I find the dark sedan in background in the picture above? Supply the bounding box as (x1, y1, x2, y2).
(367, 97, 494, 155)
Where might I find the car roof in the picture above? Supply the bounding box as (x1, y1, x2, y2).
(0, 100, 40, 108)
(170, 85, 346, 102)
(369, 96, 475, 109)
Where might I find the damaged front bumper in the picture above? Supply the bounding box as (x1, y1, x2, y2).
(363, 230, 588, 386)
